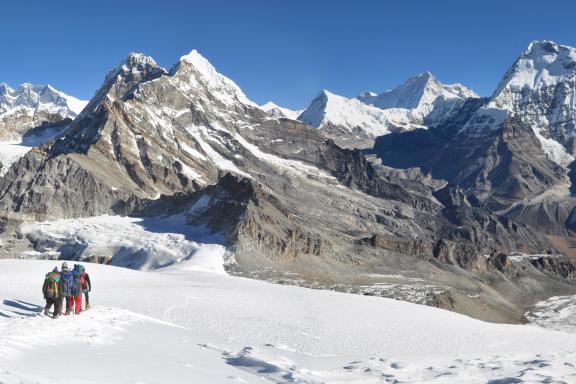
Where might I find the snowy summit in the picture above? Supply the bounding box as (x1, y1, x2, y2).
(298, 72, 477, 147)
(260, 101, 303, 120)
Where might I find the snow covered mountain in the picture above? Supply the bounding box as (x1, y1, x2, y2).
(373, 40, 576, 236)
(299, 73, 478, 147)
(358, 71, 478, 124)
(260, 101, 302, 120)
(484, 40, 576, 166)
(1, 44, 575, 327)
(0, 83, 88, 176)
(298, 89, 422, 147)
(0, 83, 87, 141)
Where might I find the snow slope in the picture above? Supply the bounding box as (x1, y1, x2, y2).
(1, 234, 576, 383)
(0, 123, 70, 176)
(526, 295, 576, 333)
(0, 142, 31, 177)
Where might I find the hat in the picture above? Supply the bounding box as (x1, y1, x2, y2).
(61, 262, 69, 271)
(52, 267, 59, 273)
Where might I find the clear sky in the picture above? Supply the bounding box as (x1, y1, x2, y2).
(1, 0, 575, 110)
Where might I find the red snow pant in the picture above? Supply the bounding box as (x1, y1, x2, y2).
(72, 295, 82, 314)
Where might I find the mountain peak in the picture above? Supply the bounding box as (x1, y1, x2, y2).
(299, 89, 415, 138)
(178, 49, 218, 80)
(491, 40, 576, 106)
(260, 101, 303, 120)
(487, 41, 576, 166)
(123, 52, 158, 69)
(108, 52, 160, 81)
(413, 70, 434, 81)
(358, 71, 477, 112)
(0, 82, 87, 116)
(170, 49, 255, 107)
(319, 89, 335, 98)
(525, 40, 561, 55)
(357, 91, 377, 99)
(261, 101, 279, 110)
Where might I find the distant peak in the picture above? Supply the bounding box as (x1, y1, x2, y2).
(260, 101, 302, 119)
(319, 89, 336, 98)
(0, 82, 87, 117)
(18, 82, 37, 90)
(261, 101, 278, 109)
(417, 70, 434, 79)
(124, 52, 158, 68)
(179, 49, 208, 66)
(0, 83, 12, 93)
(176, 49, 222, 84)
(107, 52, 159, 80)
(526, 40, 560, 55)
(357, 91, 377, 99)
(405, 71, 436, 87)
(170, 49, 256, 107)
(490, 40, 576, 109)
(103, 52, 163, 86)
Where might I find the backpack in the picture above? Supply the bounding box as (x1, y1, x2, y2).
(71, 271, 82, 296)
(74, 264, 85, 273)
(60, 271, 73, 297)
(44, 272, 60, 299)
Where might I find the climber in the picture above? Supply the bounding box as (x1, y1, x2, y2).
(42, 267, 62, 319)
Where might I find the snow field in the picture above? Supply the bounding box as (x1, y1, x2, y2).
(1, 259, 576, 383)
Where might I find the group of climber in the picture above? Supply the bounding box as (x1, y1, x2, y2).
(42, 262, 92, 319)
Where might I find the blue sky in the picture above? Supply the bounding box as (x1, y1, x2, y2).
(1, 0, 575, 109)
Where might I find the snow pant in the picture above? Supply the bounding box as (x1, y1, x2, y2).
(72, 295, 82, 314)
(45, 297, 62, 317)
(62, 296, 72, 314)
(83, 291, 89, 306)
